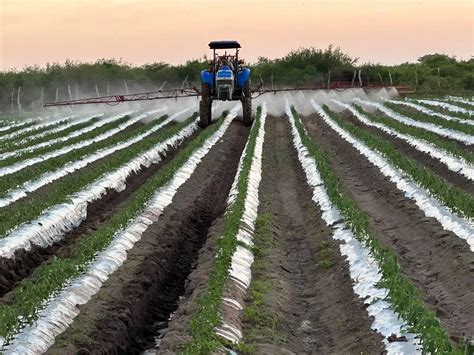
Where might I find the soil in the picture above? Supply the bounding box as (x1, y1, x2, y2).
(237, 116, 384, 354)
(344, 111, 474, 194)
(46, 121, 250, 354)
(303, 113, 474, 344)
(0, 122, 196, 299)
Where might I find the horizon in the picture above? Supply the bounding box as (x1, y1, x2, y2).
(1, 0, 473, 71)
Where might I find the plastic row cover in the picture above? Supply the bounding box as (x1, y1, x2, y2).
(313, 101, 474, 250)
(333, 100, 474, 181)
(0, 109, 155, 177)
(0, 114, 194, 259)
(389, 100, 474, 126)
(415, 99, 474, 115)
(0, 109, 190, 209)
(287, 102, 421, 354)
(216, 104, 267, 343)
(356, 99, 474, 145)
(1, 108, 240, 354)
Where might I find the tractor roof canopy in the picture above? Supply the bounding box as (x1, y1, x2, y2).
(209, 41, 241, 49)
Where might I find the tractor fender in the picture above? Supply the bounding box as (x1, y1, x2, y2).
(201, 70, 214, 86)
(237, 68, 251, 88)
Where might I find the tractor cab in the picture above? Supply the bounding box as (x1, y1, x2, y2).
(199, 40, 252, 128)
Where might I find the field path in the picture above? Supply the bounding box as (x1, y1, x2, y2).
(240, 116, 384, 353)
(303, 113, 474, 343)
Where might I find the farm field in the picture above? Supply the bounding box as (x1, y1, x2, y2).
(0, 90, 473, 354)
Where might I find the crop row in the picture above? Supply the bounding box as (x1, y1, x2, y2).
(0, 110, 237, 351)
(0, 111, 135, 162)
(388, 100, 474, 126)
(0, 114, 103, 153)
(290, 106, 458, 353)
(317, 102, 474, 249)
(0, 113, 197, 259)
(334, 101, 474, 181)
(185, 105, 265, 353)
(0, 109, 161, 177)
(356, 99, 474, 145)
(352, 104, 474, 165)
(0, 111, 190, 208)
(385, 102, 474, 135)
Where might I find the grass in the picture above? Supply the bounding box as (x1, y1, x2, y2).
(0, 115, 195, 238)
(0, 115, 172, 199)
(0, 112, 228, 343)
(385, 102, 474, 135)
(291, 107, 463, 353)
(324, 106, 474, 220)
(353, 104, 474, 164)
(0, 115, 132, 168)
(183, 107, 262, 354)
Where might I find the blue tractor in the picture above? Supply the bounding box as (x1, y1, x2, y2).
(199, 40, 252, 127)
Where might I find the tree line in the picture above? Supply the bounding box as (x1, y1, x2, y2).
(1, 46, 472, 114)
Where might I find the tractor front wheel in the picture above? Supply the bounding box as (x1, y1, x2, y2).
(242, 96, 252, 126)
(199, 83, 212, 128)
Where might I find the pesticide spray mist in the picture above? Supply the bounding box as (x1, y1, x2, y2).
(34, 87, 398, 124)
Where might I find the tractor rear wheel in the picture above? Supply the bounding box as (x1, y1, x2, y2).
(199, 83, 212, 128)
(243, 78, 251, 98)
(242, 96, 252, 126)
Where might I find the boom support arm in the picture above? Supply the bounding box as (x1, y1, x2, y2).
(44, 88, 200, 107)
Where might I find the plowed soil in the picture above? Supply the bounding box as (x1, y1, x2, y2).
(303, 113, 474, 343)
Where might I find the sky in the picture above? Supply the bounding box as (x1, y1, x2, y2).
(0, 0, 473, 70)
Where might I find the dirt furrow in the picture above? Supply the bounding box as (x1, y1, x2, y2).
(303, 113, 474, 344)
(344, 111, 474, 194)
(0, 122, 196, 298)
(240, 116, 383, 354)
(47, 121, 250, 354)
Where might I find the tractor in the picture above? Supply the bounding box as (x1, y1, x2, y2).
(199, 40, 252, 128)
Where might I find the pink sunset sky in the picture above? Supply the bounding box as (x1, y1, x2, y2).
(0, 0, 473, 70)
